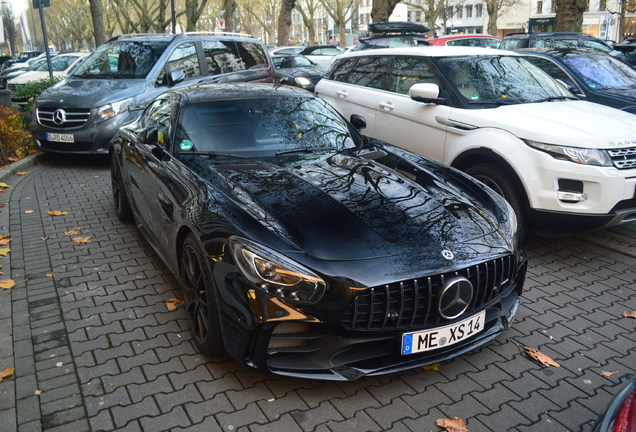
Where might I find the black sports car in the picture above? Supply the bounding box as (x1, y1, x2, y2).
(110, 83, 527, 380)
(272, 54, 325, 92)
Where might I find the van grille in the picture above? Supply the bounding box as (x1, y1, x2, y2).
(342, 255, 517, 331)
(37, 106, 91, 129)
(608, 147, 636, 170)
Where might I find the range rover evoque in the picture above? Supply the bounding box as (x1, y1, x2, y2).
(30, 32, 274, 154)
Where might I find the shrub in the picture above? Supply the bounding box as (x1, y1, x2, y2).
(13, 77, 61, 113)
(0, 106, 33, 165)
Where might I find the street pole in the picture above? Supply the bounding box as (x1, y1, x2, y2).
(171, 0, 176, 33)
(37, 0, 53, 79)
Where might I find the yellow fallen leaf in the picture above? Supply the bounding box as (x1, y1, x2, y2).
(40, 236, 49, 241)
(165, 298, 184, 311)
(524, 346, 560, 367)
(0, 279, 16, 290)
(0, 183, 10, 189)
(623, 311, 636, 319)
(0, 248, 10, 258)
(601, 371, 619, 377)
(72, 236, 91, 245)
(437, 417, 468, 432)
(16, 172, 28, 176)
(25, 210, 35, 214)
(48, 211, 69, 216)
(34, 389, 42, 395)
(45, 273, 54, 278)
(65, 227, 82, 236)
(0, 366, 15, 382)
(0, 239, 11, 246)
(422, 363, 440, 371)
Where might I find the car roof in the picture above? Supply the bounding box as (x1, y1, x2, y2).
(174, 82, 313, 103)
(517, 47, 610, 57)
(429, 34, 499, 41)
(109, 31, 263, 44)
(337, 46, 517, 58)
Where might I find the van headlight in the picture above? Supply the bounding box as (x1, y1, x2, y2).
(94, 98, 131, 124)
(525, 140, 612, 166)
(295, 77, 312, 87)
(230, 237, 326, 303)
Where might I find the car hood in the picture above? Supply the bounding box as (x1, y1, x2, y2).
(451, 101, 636, 149)
(279, 68, 324, 79)
(36, 78, 146, 108)
(187, 148, 512, 262)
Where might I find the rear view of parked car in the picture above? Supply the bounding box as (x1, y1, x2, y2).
(316, 46, 636, 239)
(30, 32, 274, 154)
(272, 54, 324, 92)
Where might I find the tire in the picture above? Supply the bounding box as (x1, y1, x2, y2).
(110, 155, 133, 222)
(464, 163, 530, 240)
(180, 234, 225, 357)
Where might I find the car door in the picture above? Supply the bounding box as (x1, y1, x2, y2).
(372, 56, 452, 162)
(316, 56, 393, 136)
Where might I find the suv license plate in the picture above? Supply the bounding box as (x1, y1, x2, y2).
(46, 133, 74, 143)
(401, 311, 486, 355)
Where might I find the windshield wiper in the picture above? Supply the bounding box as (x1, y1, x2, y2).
(176, 151, 247, 158)
(534, 96, 579, 103)
(275, 146, 334, 155)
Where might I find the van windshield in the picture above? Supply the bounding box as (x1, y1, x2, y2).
(72, 40, 169, 79)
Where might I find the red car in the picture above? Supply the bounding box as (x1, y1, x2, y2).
(427, 34, 501, 48)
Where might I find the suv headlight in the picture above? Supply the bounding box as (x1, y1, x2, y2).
(230, 237, 326, 303)
(94, 98, 131, 124)
(295, 77, 311, 87)
(525, 140, 612, 166)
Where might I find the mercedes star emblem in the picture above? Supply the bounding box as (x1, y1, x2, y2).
(53, 109, 67, 126)
(438, 276, 473, 320)
(442, 249, 455, 260)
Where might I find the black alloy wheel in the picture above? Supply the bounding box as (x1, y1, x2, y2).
(180, 234, 225, 356)
(110, 155, 133, 222)
(464, 163, 529, 240)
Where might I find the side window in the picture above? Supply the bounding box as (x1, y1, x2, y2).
(167, 43, 201, 80)
(523, 57, 571, 83)
(235, 42, 269, 69)
(329, 58, 357, 82)
(141, 98, 173, 149)
(391, 57, 440, 95)
(346, 56, 392, 91)
(202, 40, 245, 74)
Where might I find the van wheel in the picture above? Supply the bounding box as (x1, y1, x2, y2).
(110, 155, 133, 222)
(464, 163, 529, 240)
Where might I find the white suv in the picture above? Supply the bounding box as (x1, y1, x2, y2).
(315, 46, 636, 238)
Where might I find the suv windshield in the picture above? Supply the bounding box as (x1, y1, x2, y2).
(559, 51, 636, 90)
(437, 55, 573, 105)
(72, 40, 170, 79)
(175, 97, 359, 157)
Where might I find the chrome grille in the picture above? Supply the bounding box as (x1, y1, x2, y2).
(37, 106, 91, 129)
(342, 255, 517, 331)
(608, 147, 636, 170)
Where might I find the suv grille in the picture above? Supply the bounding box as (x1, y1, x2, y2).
(608, 147, 636, 170)
(342, 255, 517, 331)
(37, 106, 91, 129)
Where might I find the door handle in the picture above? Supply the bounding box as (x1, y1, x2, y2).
(379, 101, 394, 111)
(336, 90, 348, 98)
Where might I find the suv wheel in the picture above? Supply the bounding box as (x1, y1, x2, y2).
(464, 163, 529, 240)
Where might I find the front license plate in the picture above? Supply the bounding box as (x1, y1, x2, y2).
(46, 133, 74, 143)
(401, 311, 486, 355)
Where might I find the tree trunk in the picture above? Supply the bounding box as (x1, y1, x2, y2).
(555, 0, 587, 32)
(277, 0, 296, 46)
(371, 0, 401, 22)
(338, 20, 347, 45)
(486, 0, 498, 36)
(89, 0, 107, 47)
(223, 0, 237, 32)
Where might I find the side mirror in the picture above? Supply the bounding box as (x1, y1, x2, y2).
(167, 69, 185, 87)
(409, 83, 446, 104)
(142, 126, 158, 144)
(350, 114, 366, 130)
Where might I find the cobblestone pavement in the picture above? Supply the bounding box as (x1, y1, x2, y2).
(0, 155, 634, 432)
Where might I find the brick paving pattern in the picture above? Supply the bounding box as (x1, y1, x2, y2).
(0, 155, 634, 431)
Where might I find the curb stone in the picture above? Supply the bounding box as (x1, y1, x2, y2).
(0, 153, 51, 183)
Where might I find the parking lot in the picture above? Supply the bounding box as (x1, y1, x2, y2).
(0, 154, 635, 432)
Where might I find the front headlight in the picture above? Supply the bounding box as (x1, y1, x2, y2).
(295, 77, 312, 87)
(525, 140, 612, 166)
(94, 98, 132, 124)
(502, 198, 518, 242)
(230, 237, 326, 303)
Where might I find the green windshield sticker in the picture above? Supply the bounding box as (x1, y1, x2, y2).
(180, 140, 194, 151)
(470, 94, 480, 100)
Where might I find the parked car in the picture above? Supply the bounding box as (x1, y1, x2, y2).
(353, 22, 431, 51)
(272, 54, 324, 92)
(30, 32, 274, 154)
(297, 44, 345, 71)
(110, 82, 527, 380)
(612, 39, 636, 66)
(427, 34, 501, 48)
(0, 50, 43, 72)
(0, 57, 51, 89)
(518, 48, 636, 114)
(315, 46, 636, 239)
(591, 375, 636, 432)
(270, 45, 305, 56)
(500, 32, 613, 53)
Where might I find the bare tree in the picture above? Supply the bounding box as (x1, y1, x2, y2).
(319, 0, 354, 45)
(371, 0, 401, 22)
(295, 0, 321, 44)
(185, 0, 210, 31)
(554, 0, 587, 32)
(223, 0, 238, 32)
(239, 0, 278, 43)
(89, 0, 106, 46)
(402, 0, 445, 36)
(485, 0, 522, 36)
(277, 0, 297, 46)
(1, 3, 17, 54)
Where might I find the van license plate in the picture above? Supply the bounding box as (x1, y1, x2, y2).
(46, 133, 74, 143)
(401, 311, 486, 355)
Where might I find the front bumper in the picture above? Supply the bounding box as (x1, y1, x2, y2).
(219, 252, 527, 380)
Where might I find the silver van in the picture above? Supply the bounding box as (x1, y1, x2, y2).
(30, 32, 274, 154)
